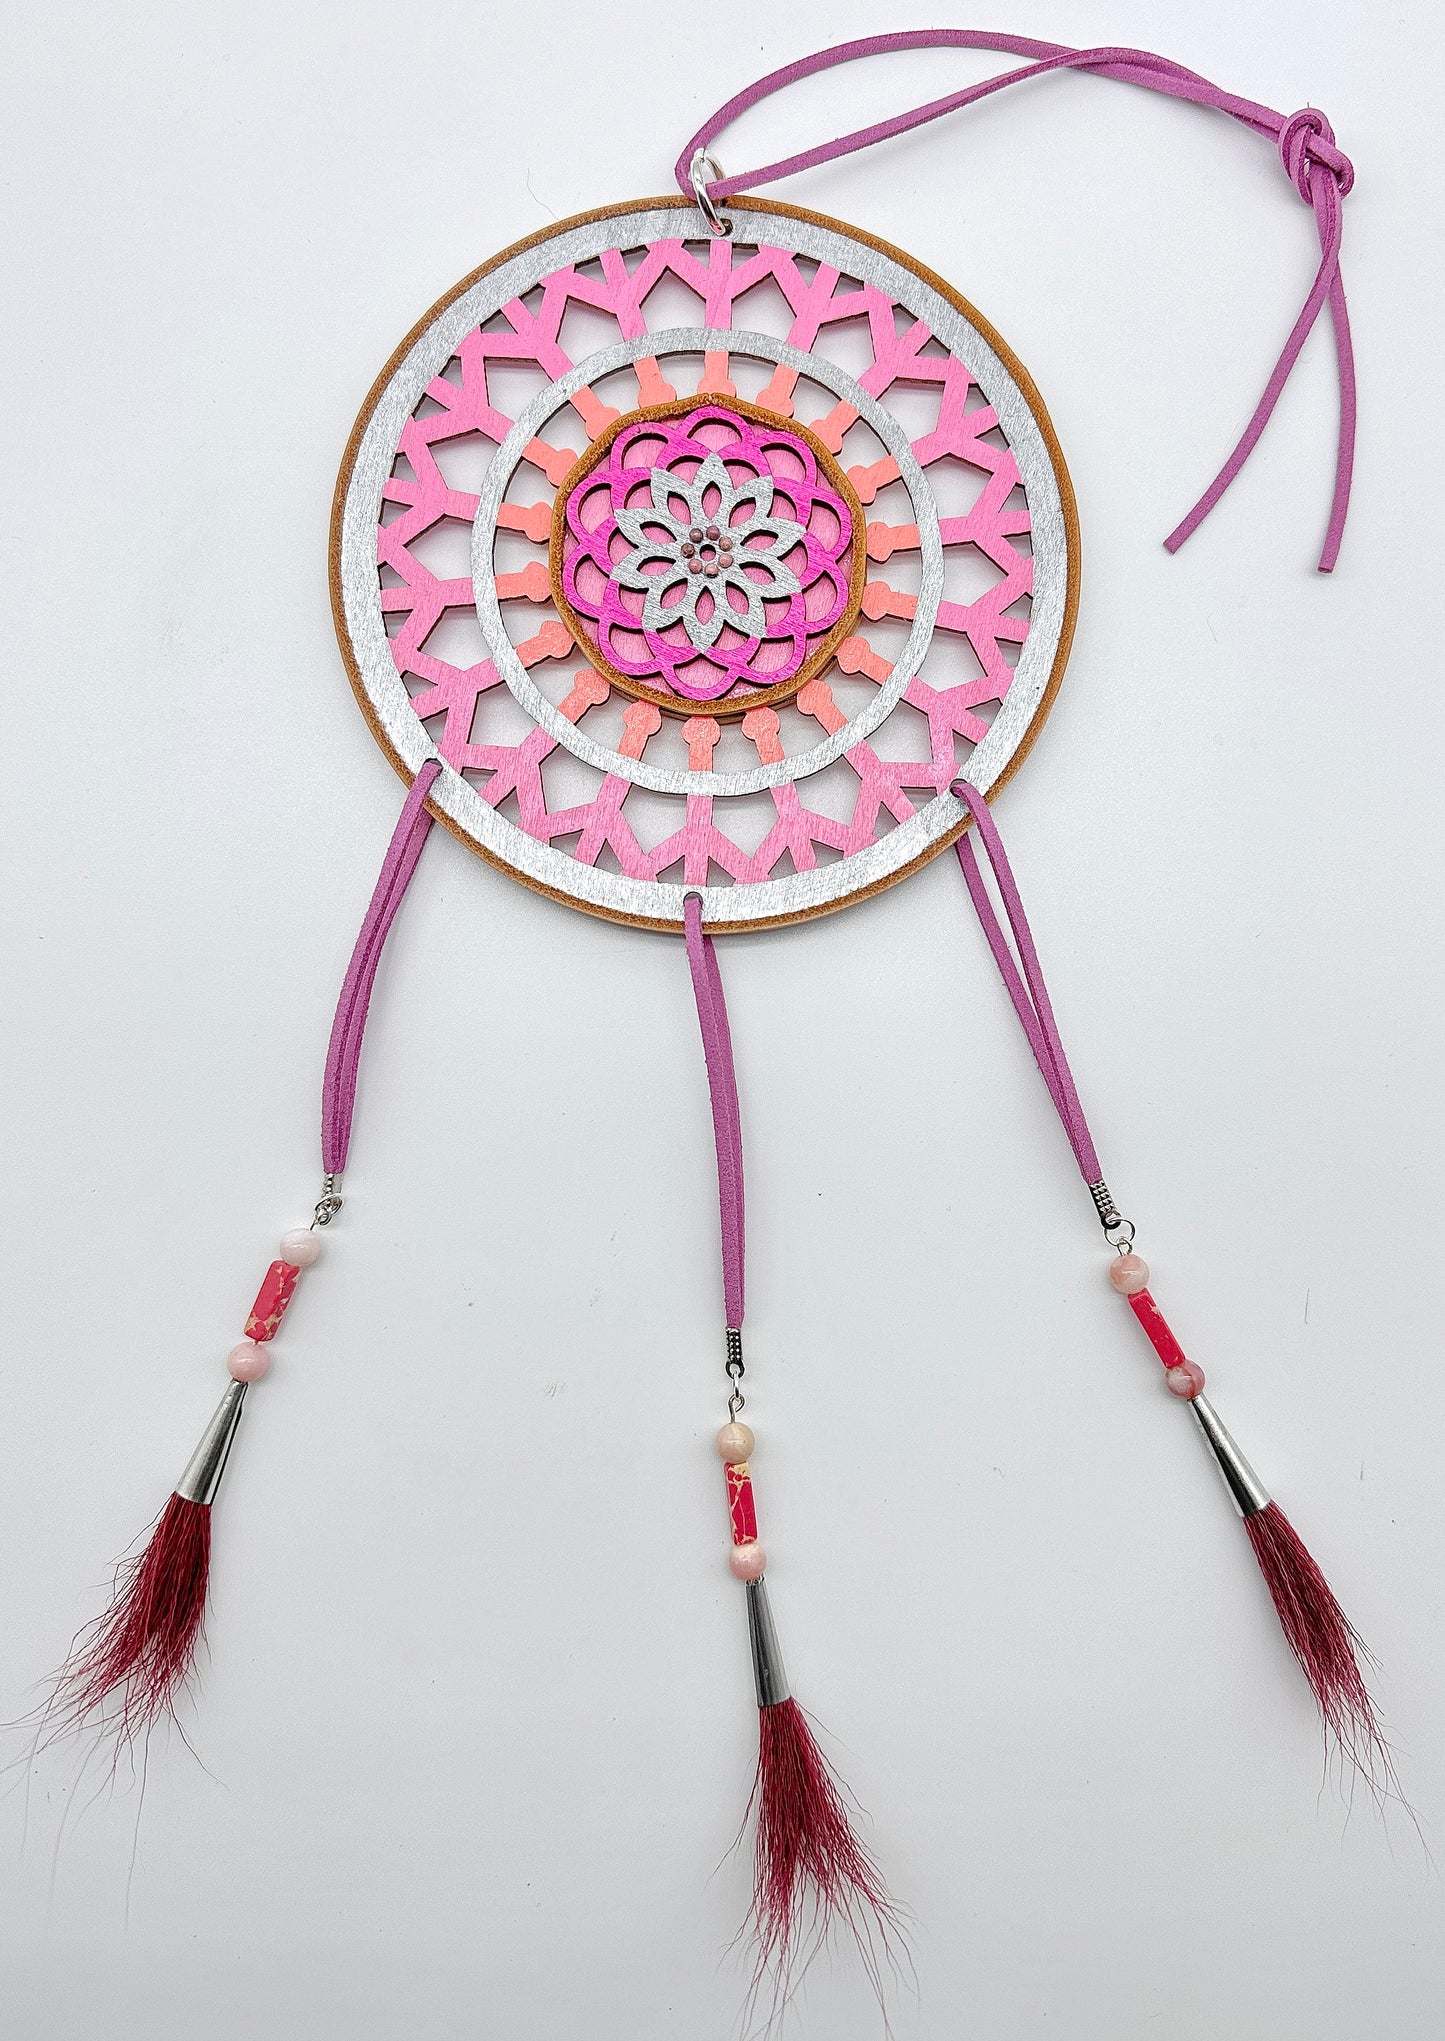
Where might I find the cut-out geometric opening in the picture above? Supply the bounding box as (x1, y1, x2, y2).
(432, 434, 496, 495)
(468, 688, 543, 750)
(806, 314, 876, 382)
(923, 630, 989, 688)
(729, 277, 797, 344)
(485, 360, 555, 423)
(417, 610, 488, 667)
(861, 698, 932, 764)
(407, 519, 475, 580)
(926, 457, 990, 521)
(798, 753, 865, 828)
(557, 302, 628, 369)
(714, 788, 780, 859)
(539, 748, 607, 814)
(491, 527, 546, 578)
(881, 381, 943, 443)
(620, 786, 683, 854)
(940, 542, 1009, 608)
(640, 272, 706, 333)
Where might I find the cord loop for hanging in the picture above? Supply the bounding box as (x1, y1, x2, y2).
(676, 33, 1357, 571)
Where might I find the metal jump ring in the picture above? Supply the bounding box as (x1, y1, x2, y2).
(689, 150, 733, 236)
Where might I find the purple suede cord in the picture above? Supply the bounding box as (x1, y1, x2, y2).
(321, 760, 443, 1176)
(951, 783, 1102, 1185)
(683, 893, 746, 1328)
(676, 32, 1355, 571)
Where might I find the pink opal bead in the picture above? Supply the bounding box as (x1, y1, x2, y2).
(729, 1541, 766, 1582)
(279, 1228, 322, 1269)
(1109, 1253, 1150, 1295)
(715, 1421, 756, 1462)
(1165, 1362, 1205, 1399)
(228, 1339, 271, 1383)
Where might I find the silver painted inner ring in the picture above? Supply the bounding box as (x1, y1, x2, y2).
(474, 329, 940, 795)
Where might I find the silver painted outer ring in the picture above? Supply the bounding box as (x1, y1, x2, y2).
(337, 201, 1072, 928)
(473, 328, 941, 795)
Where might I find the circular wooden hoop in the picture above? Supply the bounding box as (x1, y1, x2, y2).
(330, 193, 1081, 933)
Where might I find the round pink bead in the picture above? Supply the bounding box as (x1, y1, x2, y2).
(729, 1542, 767, 1582)
(1109, 1253, 1150, 1295)
(715, 1421, 756, 1463)
(279, 1228, 322, 1269)
(1166, 1363, 1205, 1399)
(228, 1340, 270, 1383)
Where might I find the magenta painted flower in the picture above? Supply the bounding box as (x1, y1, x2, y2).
(558, 404, 857, 702)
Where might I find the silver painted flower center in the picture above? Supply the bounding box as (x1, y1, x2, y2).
(611, 451, 805, 653)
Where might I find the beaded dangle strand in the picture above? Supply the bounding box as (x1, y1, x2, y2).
(949, 780, 1391, 1784)
(683, 894, 897, 1996)
(44, 763, 443, 1744)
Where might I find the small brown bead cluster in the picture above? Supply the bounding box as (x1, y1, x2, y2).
(681, 522, 734, 578)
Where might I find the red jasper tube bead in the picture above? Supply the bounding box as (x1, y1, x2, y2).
(727, 1461, 759, 1545)
(715, 1421, 765, 1580)
(1127, 1289, 1206, 1399)
(244, 1261, 300, 1343)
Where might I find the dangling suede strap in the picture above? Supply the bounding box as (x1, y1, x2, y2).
(949, 781, 1101, 1185)
(321, 759, 443, 1176)
(683, 892, 746, 1328)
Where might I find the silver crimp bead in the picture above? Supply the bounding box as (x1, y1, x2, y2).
(724, 1325, 745, 1417)
(1087, 1177, 1121, 1229)
(1087, 1176, 1136, 1250)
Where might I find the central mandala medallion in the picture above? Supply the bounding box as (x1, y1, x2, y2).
(550, 396, 866, 716)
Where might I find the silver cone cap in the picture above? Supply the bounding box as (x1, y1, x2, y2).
(746, 1578, 791, 1708)
(1190, 1393, 1270, 1518)
(175, 1380, 249, 1506)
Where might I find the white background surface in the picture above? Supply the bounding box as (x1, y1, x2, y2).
(3, 4, 1444, 2036)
